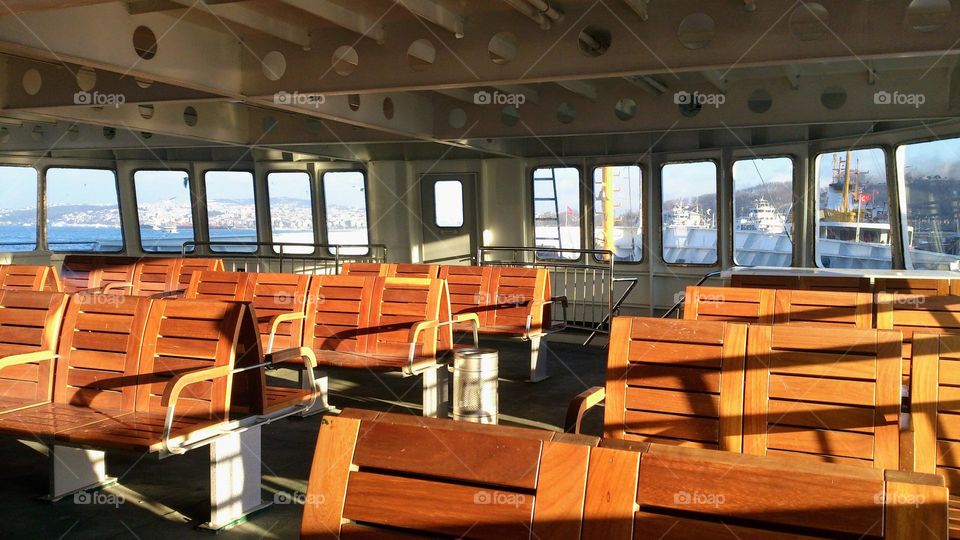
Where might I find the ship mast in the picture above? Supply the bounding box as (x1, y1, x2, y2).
(842, 149, 852, 215)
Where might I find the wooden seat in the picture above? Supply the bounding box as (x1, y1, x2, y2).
(303, 409, 947, 540)
(798, 275, 871, 292)
(772, 288, 873, 328)
(730, 273, 800, 290)
(571, 317, 747, 450)
(340, 262, 439, 279)
(683, 285, 774, 323)
(877, 293, 960, 390)
(745, 324, 901, 469)
(0, 265, 62, 292)
(60, 255, 138, 294)
(877, 277, 951, 296)
(339, 262, 387, 277)
(910, 332, 960, 538)
(0, 290, 70, 412)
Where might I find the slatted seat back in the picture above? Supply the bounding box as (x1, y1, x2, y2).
(682, 286, 774, 324)
(798, 275, 871, 292)
(0, 265, 61, 292)
(366, 277, 442, 365)
(134, 298, 249, 420)
(174, 258, 223, 291)
(773, 289, 873, 328)
(131, 258, 180, 296)
(391, 263, 440, 278)
(184, 270, 249, 301)
(876, 293, 960, 388)
(912, 333, 960, 495)
(302, 409, 590, 540)
(604, 317, 746, 451)
(60, 255, 138, 293)
(745, 324, 901, 469)
(486, 267, 550, 334)
(730, 274, 800, 290)
(339, 262, 386, 277)
(439, 265, 493, 327)
(53, 294, 153, 412)
(248, 272, 309, 352)
(877, 277, 950, 296)
(0, 291, 69, 404)
(304, 275, 374, 352)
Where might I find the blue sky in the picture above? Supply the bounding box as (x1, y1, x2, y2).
(662, 161, 717, 199)
(733, 157, 793, 189)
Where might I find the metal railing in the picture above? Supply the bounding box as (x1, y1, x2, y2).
(180, 241, 388, 274)
(478, 246, 639, 345)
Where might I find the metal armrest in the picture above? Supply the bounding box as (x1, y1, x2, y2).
(101, 282, 134, 294)
(564, 386, 605, 434)
(265, 346, 317, 369)
(151, 288, 186, 299)
(0, 350, 56, 371)
(266, 312, 307, 354)
(160, 365, 231, 455)
(406, 319, 441, 375)
(449, 313, 481, 348)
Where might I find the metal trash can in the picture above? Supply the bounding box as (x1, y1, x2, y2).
(452, 348, 499, 424)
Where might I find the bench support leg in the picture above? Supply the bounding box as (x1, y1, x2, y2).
(299, 367, 336, 417)
(199, 426, 271, 531)
(528, 335, 549, 383)
(422, 365, 450, 419)
(47, 445, 116, 501)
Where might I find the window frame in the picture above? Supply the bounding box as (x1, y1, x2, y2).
(0, 163, 40, 253)
(203, 169, 259, 254)
(132, 168, 196, 254)
(265, 169, 317, 255)
(812, 146, 893, 269)
(320, 169, 371, 256)
(529, 164, 585, 262)
(589, 163, 644, 264)
(729, 154, 797, 267)
(433, 178, 466, 229)
(44, 165, 125, 254)
(659, 159, 720, 267)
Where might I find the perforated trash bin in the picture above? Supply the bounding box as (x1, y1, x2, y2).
(452, 348, 498, 424)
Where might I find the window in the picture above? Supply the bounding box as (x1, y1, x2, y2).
(661, 161, 717, 265)
(900, 137, 960, 270)
(533, 166, 581, 259)
(434, 180, 464, 227)
(134, 170, 195, 253)
(322, 171, 369, 255)
(46, 168, 122, 252)
(205, 171, 257, 253)
(816, 148, 892, 269)
(593, 165, 642, 262)
(268, 171, 315, 254)
(733, 157, 794, 266)
(0, 166, 38, 252)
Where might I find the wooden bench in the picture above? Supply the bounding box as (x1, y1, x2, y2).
(0, 290, 70, 412)
(0, 265, 62, 292)
(876, 277, 952, 296)
(60, 254, 139, 293)
(302, 409, 947, 539)
(730, 273, 870, 292)
(877, 293, 960, 391)
(683, 286, 873, 328)
(440, 264, 564, 382)
(566, 317, 746, 449)
(60, 255, 222, 296)
(910, 332, 960, 538)
(745, 324, 901, 469)
(340, 262, 439, 278)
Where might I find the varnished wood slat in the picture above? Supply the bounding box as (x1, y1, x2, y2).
(633, 511, 826, 540)
(885, 470, 949, 540)
(530, 441, 589, 540)
(581, 445, 639, 540)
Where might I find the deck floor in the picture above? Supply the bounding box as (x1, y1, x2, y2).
(0, 332, 607, 539)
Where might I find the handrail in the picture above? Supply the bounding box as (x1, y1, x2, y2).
(180, 241, 388, 274)
(661, 270, 723, 319)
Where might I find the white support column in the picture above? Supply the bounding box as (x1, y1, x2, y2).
(422, 364, 449, 418)
(298, 367, 335, 417)
(47, 445, 114, 501)
(528, 335, 549, 383)
(200, 426, 270, 531)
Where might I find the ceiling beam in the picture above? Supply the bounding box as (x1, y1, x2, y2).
(277, 0, 385, 44)
(500, 0, 551, 30)
(782, 65, 801, 90)
(168, 1, 313, 49)
(702, 70, 729, 92)
(556, 80, 598, 102)
(623, 0, 649, 21)
(392, 0, 464, 38)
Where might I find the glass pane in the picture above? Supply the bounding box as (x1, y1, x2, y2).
(205, 171, 258, 253)
(733, 157, 794, 266)
(435, 180, 464, 227)
(661, 161, 717, 265)
(0, 166, 38, 252)
(533, 166, 581, 259)
(268, 171, 314, 254)
(816, 149, 892, 269)
(901, 137, 960, 270)
(593, 165, 642, 262)
(46, 168, 122, 252)
(134, 170, 195, 253)
(323, 171, 369, 255)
